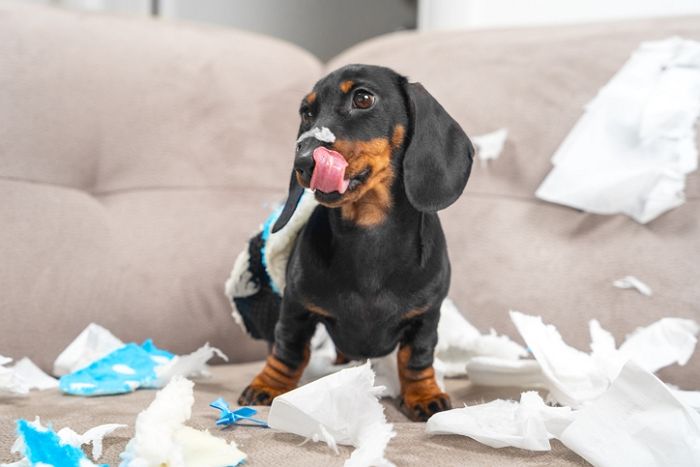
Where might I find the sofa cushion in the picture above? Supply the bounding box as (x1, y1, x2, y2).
(328, 16, 700, 387)
(0, 2, 323, 369)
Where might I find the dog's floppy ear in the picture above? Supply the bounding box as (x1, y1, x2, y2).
(271, 171, 304, 233)
(402, 82, 474, 212)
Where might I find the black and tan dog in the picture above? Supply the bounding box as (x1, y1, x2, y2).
(234, 64, 473, 421)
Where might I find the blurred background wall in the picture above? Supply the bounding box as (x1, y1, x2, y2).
(17, 0, 700, 61)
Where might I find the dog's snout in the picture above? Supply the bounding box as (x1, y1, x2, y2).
(294, 153, 315, 184)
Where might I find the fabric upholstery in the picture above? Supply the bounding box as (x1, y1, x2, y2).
(1, 3, 699, 464)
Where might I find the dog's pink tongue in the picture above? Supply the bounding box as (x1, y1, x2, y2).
(310, 147, 350, 194)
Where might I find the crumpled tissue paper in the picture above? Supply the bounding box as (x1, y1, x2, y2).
(472, 128, 508, 165)
(119, 376, 246, 467)
(0, 356, 58, 395)
(1, 417, 124, 467)
(57, 324, 227, 396)
(536, 37, 700, 223)
(557, 361, 700, 466)
(54, 323, 125, 376)
(268, 362, 396, 467)
(426, 391, 573, 451)
(509, 311, 699, 407)
(612, 275, 653, 296)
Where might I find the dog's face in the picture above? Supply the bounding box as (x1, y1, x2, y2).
(294, 65, 409, 210)
(272, 64, 474, 232)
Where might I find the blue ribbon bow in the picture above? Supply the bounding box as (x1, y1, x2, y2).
(210, 397, 268, 428)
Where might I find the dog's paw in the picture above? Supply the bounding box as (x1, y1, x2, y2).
(398, 392, 452, 422)
(237, 384, 287, 406)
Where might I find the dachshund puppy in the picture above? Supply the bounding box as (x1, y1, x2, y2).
(235, 64, 473, 421)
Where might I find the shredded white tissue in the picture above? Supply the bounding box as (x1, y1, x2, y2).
(119, 376, 246, 467)
(612, 275, 653, 296)
(472, 128, 508, 165)
(536, 37, 700, 223)
(155, 343, 228, 386)
(0, 357, 58, 395)
(619, 317, 699, 373)
(268, 362, 396, 467)
(435, 299, 527, 377)
(465, 357, 545, 388)
(509, 311, 699, 408)
(510, 311, 614, 408)
(558, 361, 700, 466)
(296, 126, 336, 144)
(53, 323, 124, 376)
(56, 424, 126, 460)
(669, 387, 700, 411)
(427, 391, 574, 451)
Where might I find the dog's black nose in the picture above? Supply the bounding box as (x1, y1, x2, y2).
(294, 152, 315, 185)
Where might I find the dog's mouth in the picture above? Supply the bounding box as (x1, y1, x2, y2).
(307, 147, 370, 203)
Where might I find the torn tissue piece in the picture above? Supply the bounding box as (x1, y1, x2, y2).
(154, 343, 228, 386)
(510, 311, 610, 408)
(54, 323, 125, 376)
(56, 423, 126, 461)
(472, 128, 508, 165)
(618, 317, 699, 373)
(558, 361, 700, 466)
(3, 417, 120, 467)
(612, 275, 653, 296)
(59, 338, 226, 396)
(426, 391, 574, 451)
(268, 362, 396, 467)
(465, 357, 545, 388)
(536, 37, 700, 223)
(509, 311, 700, 408)
(296, 126, 336, 144)
(669, 387, 700, 411)
(0, 356, 57, 395)
(436, 299, 527, 377)
(119, 376, 246, 467)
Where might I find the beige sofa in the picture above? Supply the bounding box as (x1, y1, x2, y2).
(1, 2, 699, 465)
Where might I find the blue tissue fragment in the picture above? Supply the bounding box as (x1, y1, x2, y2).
(16, 419, 106, 467)
(59, 340, 174, 396)
(210, 397, 268, 427)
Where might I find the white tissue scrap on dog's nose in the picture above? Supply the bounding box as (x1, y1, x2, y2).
(297, 126, 336, 144)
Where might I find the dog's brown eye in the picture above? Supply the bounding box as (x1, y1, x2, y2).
(301, 108, 314, 123)
(352, 89, 375, 110)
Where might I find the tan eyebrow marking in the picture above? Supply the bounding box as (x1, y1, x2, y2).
(339, 80, 354, 94)
(305, 91, 316, 104)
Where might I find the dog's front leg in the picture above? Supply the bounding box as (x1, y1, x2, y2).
(397, 307, 451, 421)
(238, 299, 315, 406)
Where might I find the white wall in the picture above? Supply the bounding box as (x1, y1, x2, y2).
(418, 0, 700, 31)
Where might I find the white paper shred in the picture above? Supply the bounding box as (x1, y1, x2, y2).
(427, 391, 574, 451)
(472, 128, 508, 165)
(56, 424, 126, 460)
(435, 298, 527, 377)
(53, 323, 124, 376)
(465, 357, 545, 388)
(154, 343, 228, 386)
(558, 361, 700, 466)
(0, 357, 57, 395)
(536, 37, 700, 223)
(510, 311, 609, 408)
(296, 126, 336, 144)
(268, 362, 396, 467)
(619, 317, 699, 373)
(612, 275, 653, 296)
(119, 376, 246, 467)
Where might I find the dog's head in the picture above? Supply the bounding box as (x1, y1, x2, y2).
(272, 64, 474, 232)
